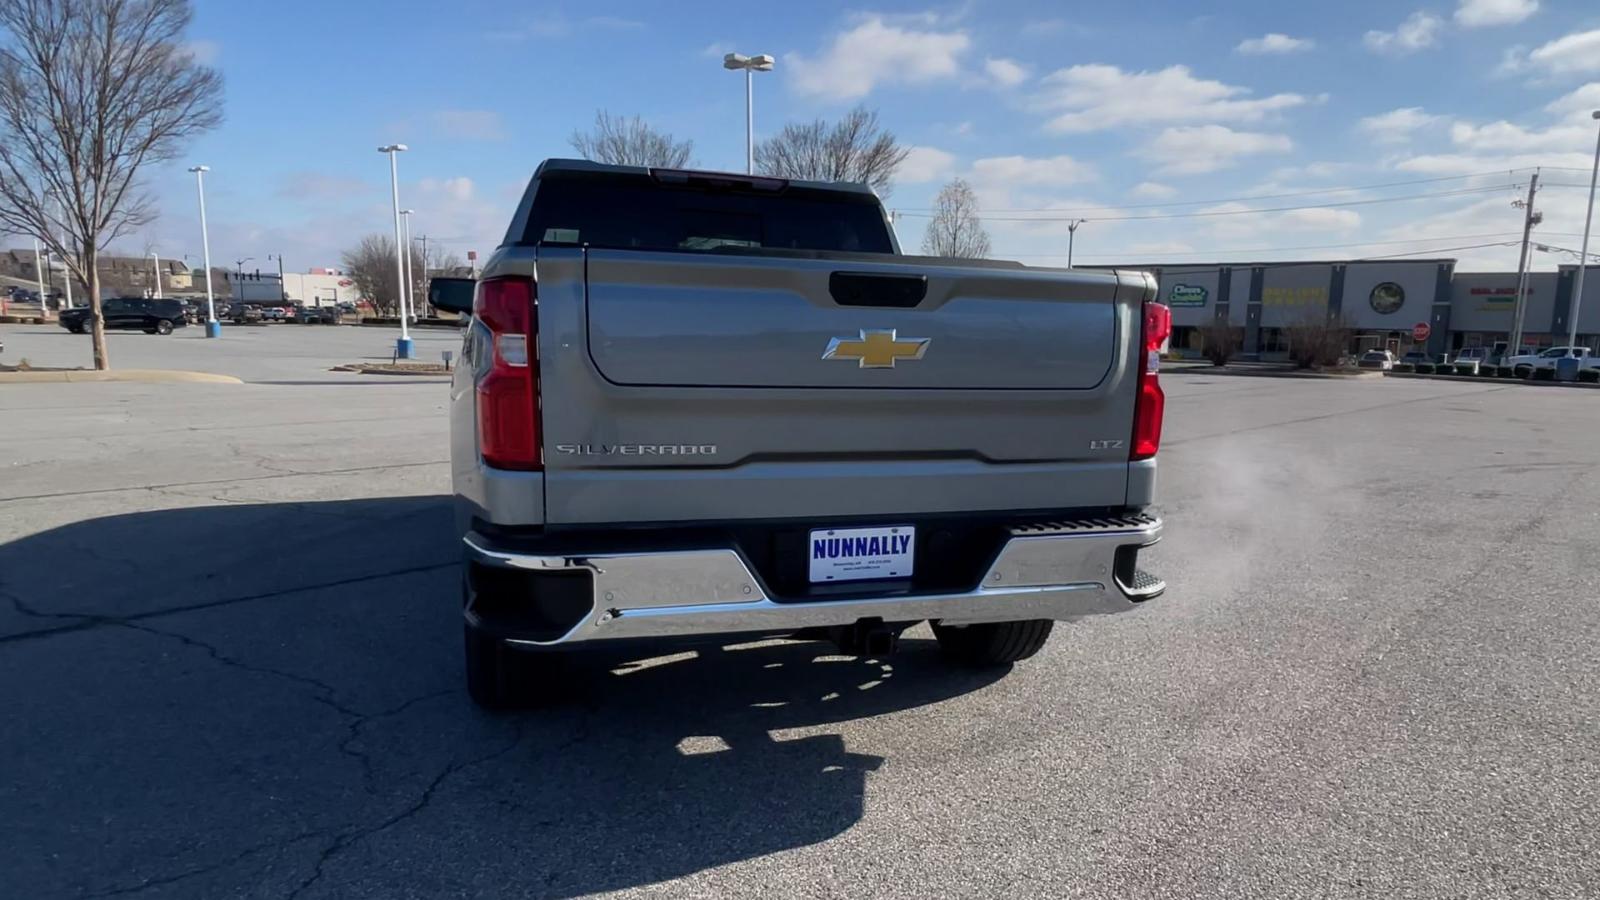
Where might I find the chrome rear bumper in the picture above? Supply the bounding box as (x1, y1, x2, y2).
(464, 515, 1163, 648)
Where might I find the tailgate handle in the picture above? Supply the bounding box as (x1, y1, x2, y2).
(829, 272, 927, 308)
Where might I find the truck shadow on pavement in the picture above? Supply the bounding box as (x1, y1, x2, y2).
(0, 496, 1007, 898)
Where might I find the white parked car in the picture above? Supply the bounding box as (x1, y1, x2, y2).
(1358, 350, 1395, 370)
(1508, 347, 1594, 374)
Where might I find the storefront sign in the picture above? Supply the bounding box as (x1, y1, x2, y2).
(1167, 284, 1208, 307)
(1369, 282, 1405, 315)
(1262, 286, 1327, 307)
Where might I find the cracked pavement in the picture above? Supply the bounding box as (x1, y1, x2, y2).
(2, 326, 1599, 898)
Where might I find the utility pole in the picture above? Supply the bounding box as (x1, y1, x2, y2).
(1067, 219, 1085, 268)
(414, 234, 429, 317)
(1509, 171, 1541, 356)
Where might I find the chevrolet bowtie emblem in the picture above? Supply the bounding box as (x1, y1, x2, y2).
(822, 329, 930, 368)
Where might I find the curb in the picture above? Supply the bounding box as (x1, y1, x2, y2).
(1168, 366, 1382, 380)
(1383, 371, 1600, 390)
(0, 368, 242, 384)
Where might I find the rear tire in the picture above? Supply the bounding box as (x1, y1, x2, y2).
(69, 322, 85, 334)
(154, 318, 173, 335)
(932, 619, 1054, 666)
(463, 619, 563, 710)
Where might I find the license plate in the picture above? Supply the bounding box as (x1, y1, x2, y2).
(808, 526, 915, 583)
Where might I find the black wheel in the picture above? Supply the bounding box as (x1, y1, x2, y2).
(932, 619, 1054, 666)
(69, 322, 85, 334)
(154, 318, 173, 335)
(464, 619, 564, 710)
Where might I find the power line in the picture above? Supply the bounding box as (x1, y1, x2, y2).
(1066, 241, 1523, 273)
(892, 169, 1536, 214)
(1011, 231, 1527, 260)
(894, 184, 1519, 223)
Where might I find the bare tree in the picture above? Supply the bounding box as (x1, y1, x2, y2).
(755, 106, 910, 197)
(569, 111, 693, 168)
(341, 234, 406, 317)
(1200, 318, 1242, 366)
(920, 178, 990, 258)
(1284, 310, 1352, 370)
(0, 0, 222, 369)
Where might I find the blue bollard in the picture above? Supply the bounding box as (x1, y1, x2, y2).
(396, 337, 415, 360)
(205, 320, 222, 338)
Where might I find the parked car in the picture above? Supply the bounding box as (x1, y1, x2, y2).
(1358, 350, 1395, 370)
(58, 297, 189, 335)
(1507, 346, 1593, 374)
(233, 304, 264, 324)
(1399, 351, 1430, 367)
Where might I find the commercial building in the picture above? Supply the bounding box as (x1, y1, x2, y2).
(1126, 258, 1599, 359)
(231, 270, 360, 307)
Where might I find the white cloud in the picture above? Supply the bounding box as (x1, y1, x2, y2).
(899, 146, 958, 184)
(431, 109, 506, 141)
(1271, 161, 1358, 180)
(1139, 125, 1293, 176)
(1358, 107, 1441, 144)
(1448, 119, 1591, 152)
(1454, 0, 1538, 28)
(1363, 12, 1443, 55)
(183, 39, 220, 64)
(1281, 208, 1362, 231)
(1131, 181, 1177, 199)
(701, 42, 733, 59)
(1235, 33, 1314, 55)
(984, 57, 1029, 87)
(970, 154, 1095, 187)
(787, 16, 970, 101)
(1035, 64, 1308, 133)
(419, 176, 476, 203)
(1523, 29, 1600, 76)
(1394, 151, 1593, 174)
(1546, 83, 1600, 121)
(954, 121, 975, 135)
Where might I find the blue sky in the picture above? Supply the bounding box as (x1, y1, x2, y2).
(128, 0, 1600, 273)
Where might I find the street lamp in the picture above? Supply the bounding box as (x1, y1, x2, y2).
(399, 208, 415, 323)
(188, 165, 221, 337)
(149, 251, 162, 299)
(723, 52, 774, 174)
(1066, 219, 1086, 268)
(1567, 110, 1600, 356)
(266, 253, 287, 302)
(379, 144, 413, 358)
(234, 257, 254, 277)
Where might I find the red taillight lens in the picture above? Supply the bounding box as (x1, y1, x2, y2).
(474, 276, 540, 471)
(1131, 302, 1169, 461)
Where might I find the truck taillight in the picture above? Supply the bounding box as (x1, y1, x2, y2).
(474, 275, 540, 471)
(1131, 302, 1170, 461)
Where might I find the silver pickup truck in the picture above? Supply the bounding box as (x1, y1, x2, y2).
(432, 159, 1169, 708)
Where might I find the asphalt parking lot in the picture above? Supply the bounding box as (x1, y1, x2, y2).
(3, 326, 1599, 899)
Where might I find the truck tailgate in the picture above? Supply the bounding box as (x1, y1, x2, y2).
(533, 247, 1151, 525)
(585, 251, 1118, 390)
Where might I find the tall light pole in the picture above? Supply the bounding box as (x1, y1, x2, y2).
(48, 190, 73, 310)
(149, 252, 162, 299)
(379, 144, 413, 358)
(723, 53, 774, 174)
(1567, 110, 1600, 355)
(33, 239, 46, 314)
(1066, 219, 1085, 268)
(189, 165, 221, 337)
(400, 209, 415, 322)
(267, 253, 287, 302)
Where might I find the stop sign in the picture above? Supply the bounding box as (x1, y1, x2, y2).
(1412, 322, 1431, 342)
